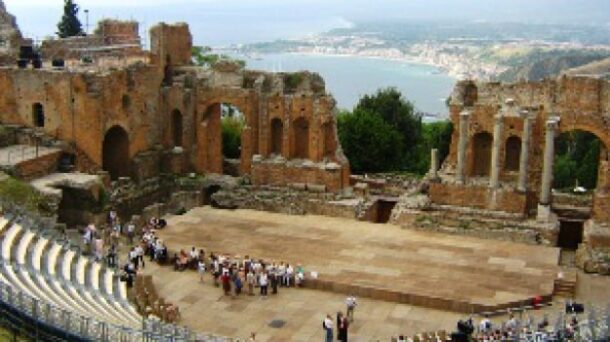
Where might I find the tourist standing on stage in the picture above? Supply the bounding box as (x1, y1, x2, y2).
(259, 271, 269, 297)
(247, 269, 256, 296)
(337, 312, 349, 342)
(221, 270, 231, 296)
(197, 258, 206, 283)
(346, 295, 357, 322)
(323, 314, 333, 342)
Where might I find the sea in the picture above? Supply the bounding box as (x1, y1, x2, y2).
(236, 53, 456, 118)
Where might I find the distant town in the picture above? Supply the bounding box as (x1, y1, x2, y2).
(228, 20, 610, 81)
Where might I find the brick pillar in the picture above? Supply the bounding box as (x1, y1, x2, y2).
(489, 114, 504, 189)
(456, 110, 471, 184)
(540, 118, 558, 205)
(517, 110, 532, 192)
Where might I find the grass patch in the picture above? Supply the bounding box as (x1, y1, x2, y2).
(0, 175, 51, 215)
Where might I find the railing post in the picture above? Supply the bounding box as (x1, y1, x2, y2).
(17, 290, 23, 309)
(46, 303, 53, 325)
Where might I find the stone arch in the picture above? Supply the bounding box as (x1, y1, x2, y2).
(102, 125, 130, 180)
(471, 131, 492, 177)
(504, 136, 521, 171)
(171, 109, 183, 147)
(553, 129, 606, 191)
(292, 117, 309, 159)
(270, 117, 283, 156)
(32, 103, 44, 127)
(199, 102, 245, 174)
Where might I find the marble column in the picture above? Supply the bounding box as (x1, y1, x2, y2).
(429, 148, 439, 179)
(540, 119, 559, 205)
(517, 110, 532, 192)
(489, 114, 504, 189)
(456, 110, 470, 184)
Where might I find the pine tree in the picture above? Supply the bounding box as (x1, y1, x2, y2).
(56, 0, 83, 38)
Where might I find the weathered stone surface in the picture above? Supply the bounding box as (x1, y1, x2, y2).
(0, 13, 350, 192)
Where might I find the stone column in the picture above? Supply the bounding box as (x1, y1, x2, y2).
(489, 114, 504, 189)
(456, 110, 470, 184)
(517, 110, 532, 192)
(429, 148, 439, 179)
(540, 119, 559, 205)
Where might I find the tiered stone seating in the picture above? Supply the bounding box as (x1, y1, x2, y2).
(0, 218, 142, 329)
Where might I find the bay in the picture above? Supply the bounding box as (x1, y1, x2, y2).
(238, 53, 456, 118)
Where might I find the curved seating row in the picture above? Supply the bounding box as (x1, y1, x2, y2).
(0, 217, 141, 328)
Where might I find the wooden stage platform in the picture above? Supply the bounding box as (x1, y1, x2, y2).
(157, 207, 560, 313)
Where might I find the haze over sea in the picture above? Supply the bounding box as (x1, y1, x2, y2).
(238, 53, 454, 115)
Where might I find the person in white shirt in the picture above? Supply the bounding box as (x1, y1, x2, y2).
(323, 314, 333, 342)
(259, 271, 268, 297)
(285, 263, 294, 287)
(345, 295, 357, 322)
(197, 259, 206, 283)
(479, 315, 491, 334)
(135, 244, 145, 269)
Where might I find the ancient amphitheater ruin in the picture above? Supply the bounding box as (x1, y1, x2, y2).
(0, 1, 608, 340)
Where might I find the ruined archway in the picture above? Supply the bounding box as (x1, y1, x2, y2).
(504, 136, 521, 171)
(292, 117, 309, 159)
(102, 125, 130, 180)
(552, 130, 607, 249)
(270, 118, 283, 156)
(32, 103, 44, 127)
(171, 109, 183, 147)
(471, 132, 492, 177)
(553, 130, 604, 191)
(201, 102, 245, 175)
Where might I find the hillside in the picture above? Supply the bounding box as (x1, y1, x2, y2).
(496, 50, 610, 82)
(565, 57, 610, 77)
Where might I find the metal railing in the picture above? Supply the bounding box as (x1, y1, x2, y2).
(0, 199, 230, 342)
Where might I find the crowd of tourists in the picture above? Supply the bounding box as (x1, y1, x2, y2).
(387, 305, 595, 342)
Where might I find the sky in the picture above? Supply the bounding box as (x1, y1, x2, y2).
(5, 0, 610, 46)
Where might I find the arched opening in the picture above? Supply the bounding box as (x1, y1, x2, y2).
(202, 102, 245, 175)
(202, 185, 221, 206)
(504, 136, 521, 171)
(322, 123, 336, 159)
(171, 109, 183, 147)
(463, 82, 478, 107)
(552, 130, 606, 250)
(270, 118, 283, 156)
(102, 126, 130, 180)
(32, 103, 44, 127)
(553, 130, 603, 191)
(471, 132, 492, 177)
(292, 117, 309, 159)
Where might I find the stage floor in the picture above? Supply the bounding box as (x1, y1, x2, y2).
(157, 207, 559, 312)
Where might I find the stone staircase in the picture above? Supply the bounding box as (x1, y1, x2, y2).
(407, 204, 546, 244)
(553, 269, 577, 298)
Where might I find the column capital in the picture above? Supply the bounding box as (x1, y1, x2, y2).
(545, 118, 559, 131)
(519, 109, 531, 120)
(494, 114, 504, 123)
(459, 109, 472, 118)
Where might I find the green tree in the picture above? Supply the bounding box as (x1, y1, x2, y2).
(337, 109, 404, 173)
(411, 121, 454, 174)
(57, 0, 84, 38)
(191, 46, 245, 68)
(221, 116, 244, 159)
(553, 130, 601, 190)
(354, 88, 422, 169)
